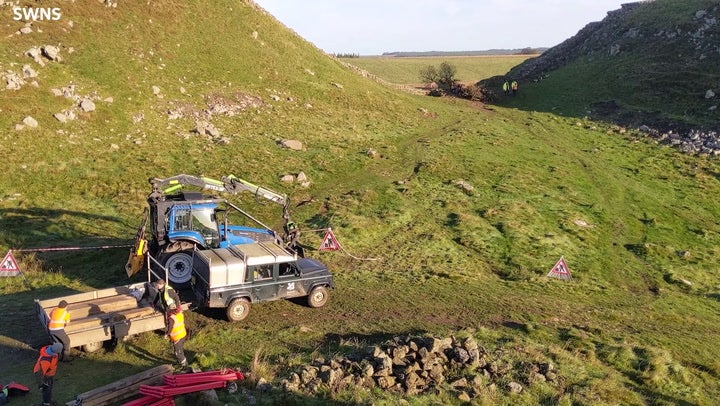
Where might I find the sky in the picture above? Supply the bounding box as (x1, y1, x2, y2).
(253, 0, 629, 55)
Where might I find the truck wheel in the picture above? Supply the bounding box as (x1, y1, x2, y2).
(83, 341, 103, 353)
(160, 251, 194, 285)
(307, 286, 329, 308)
(226, 298, 251, 322)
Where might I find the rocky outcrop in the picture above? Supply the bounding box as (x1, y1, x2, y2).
(278, 334, 558, 399)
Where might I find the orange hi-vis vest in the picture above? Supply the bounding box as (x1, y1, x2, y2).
(33, 346, 58, 377)
(48, 307, 70, 331)
(169, 312, 187, 342)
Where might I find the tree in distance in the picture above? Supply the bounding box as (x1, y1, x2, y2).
(419, 61, 457, 86)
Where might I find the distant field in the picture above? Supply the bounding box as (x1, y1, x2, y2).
(345, 55, 536, 85)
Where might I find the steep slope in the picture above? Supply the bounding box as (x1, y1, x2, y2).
(484, 0, 720, 134)
(0, 0, 424, 217)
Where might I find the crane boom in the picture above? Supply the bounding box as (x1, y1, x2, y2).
(148, 174, 288, 208)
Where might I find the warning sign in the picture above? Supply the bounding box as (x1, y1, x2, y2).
(0, 250, 21, 277)
(319, 228, 340, 251)
(547, 256, 572, 280)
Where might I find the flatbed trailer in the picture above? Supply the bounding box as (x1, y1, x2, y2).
(35, 282, 185, 353)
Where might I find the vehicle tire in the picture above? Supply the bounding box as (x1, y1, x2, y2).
(83, 341, 103, 353)
(226, 298, 251, 322)
(160, 251, 194, 285)
(307, 286, 329, 308)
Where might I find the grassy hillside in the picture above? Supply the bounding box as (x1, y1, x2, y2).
(2, 1, 720, 405)
(494, 0, 720, 129)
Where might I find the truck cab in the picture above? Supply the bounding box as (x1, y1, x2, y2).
(192, 241, 334, 321)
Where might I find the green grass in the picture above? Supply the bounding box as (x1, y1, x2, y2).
(345, 55, 533, 85)
(2, 1, 720, 405)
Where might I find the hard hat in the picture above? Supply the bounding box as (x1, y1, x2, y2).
(50, 342, 63, 355)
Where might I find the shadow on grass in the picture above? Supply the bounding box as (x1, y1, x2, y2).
(0, 207, 135, 287)
(0, 285, 89, 349)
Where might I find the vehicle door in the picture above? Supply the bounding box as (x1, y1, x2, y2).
(276, 261, 304, 299)
(249, 264, 279, 302)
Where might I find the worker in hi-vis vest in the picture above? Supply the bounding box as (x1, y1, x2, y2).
(47, 300, 71, 361)
(167, 303, 188, 367)
(33, 342, 62, 406)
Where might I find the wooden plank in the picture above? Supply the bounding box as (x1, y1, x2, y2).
(38, 285, 136, 308)
(44, 294, 138, 319)
(111, 306, 156, 321)
(64, 314, 109, 333)
(67, 364, 173, 406)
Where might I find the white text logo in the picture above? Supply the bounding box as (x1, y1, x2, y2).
(12, 7, 62, 21)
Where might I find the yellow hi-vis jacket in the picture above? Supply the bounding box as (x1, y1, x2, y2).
(168, 312, 187, 342)
(48, 307, 70, 331)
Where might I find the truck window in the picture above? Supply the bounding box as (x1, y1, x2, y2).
(174, 209, 192, 231)
(191, 208, 219, 247)
(248, 265, 272, 281)
(279, 262, 298, 277)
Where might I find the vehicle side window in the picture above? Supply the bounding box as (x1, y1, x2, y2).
(250, 265, 272, 280)
(174, 209, 191, 231)
(279, 262, 298, 277)
(246, 265, 256, 283)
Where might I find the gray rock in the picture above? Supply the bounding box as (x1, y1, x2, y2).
(296, 171, 308, 182)
(508, 381, 523, 394)
(80, 99, 96, 112)
(50, 88, 63, 96)
(42, 45, 61, 61)
(5, 72, 25, 90)
(26, 47, 43, 63)
(280, 174, 294, 183)
(19, 26, 32, 34)
(23, 116, 38, 128)
(22, 65, 37, 78)
(206, 124, 220, 137)
(454, 180, 474, 192)
(280, 139, 303, 151)
(152, 85, 161, 95)
(705, 89, 715, 99)
(54, 112, 67, 123)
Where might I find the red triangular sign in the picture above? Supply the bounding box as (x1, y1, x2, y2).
(0, 250, 21, 276)
(547, 256, 572, 280)
(319, 228, 340, 251)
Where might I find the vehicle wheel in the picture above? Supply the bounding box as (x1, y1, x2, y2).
(83, 341, 103, 353)
(307, 286, 329, 308)
(160, 251, 194, 285)
(226, 298, 251, 322)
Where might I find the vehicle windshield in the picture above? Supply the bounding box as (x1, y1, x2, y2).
(173, 206, 220, 247)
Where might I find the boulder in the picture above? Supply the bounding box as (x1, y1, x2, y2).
(80, 99, 96, 112)
(42, 45, 61, 61)
(280, 139, 303, 151)
(22, 116, 38, 128)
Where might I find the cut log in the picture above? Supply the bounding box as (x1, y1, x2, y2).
(66, 364, 173, 406)
(46, 294, 138, 319)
